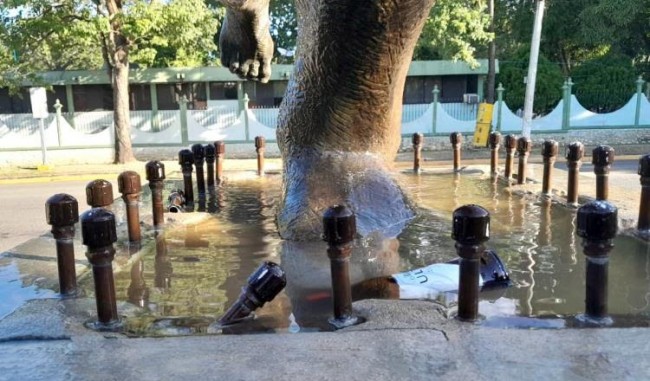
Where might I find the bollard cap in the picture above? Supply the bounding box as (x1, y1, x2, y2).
(204, 144, 216, 161)
(576, 200, 618, 241)
(85, 179, 114, 208)
(255, 136, 266, 149)
(452, 204, 490, 245)
(449, 132, 463, 145)
(247, 261, 287, 303)
(504, 134, 517, 150)
(516, 137, 532, 154)
(412, 132, 423, 145)
(488, 131, 501, 148)
(178, 149, 194, 167)
(639, 154, 650, 177)
(46, 193, 79, 226)
(191, 144, 205, 162)
(214, 141, 226, 155)
(145, 161, 166, 181)
(541, 140, 559, 158)
(322, 205, 357, 245)
(565, 141, 585, 161)
(117, 171, 141, 195)
(81, 208, 117, 247)
(592, 145, 615, 167)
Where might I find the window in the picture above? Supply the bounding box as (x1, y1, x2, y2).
(72, 85, 113, 111)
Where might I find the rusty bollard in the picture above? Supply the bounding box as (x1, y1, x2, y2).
(178, 149, 195, 207)
(117, 171, 142, 244)
(577, 200, 617, 324)
(566, 142, 585, 205)
(516, 137, 532, 185)
(191, 143, 206, 195)
(81, 208, 121, 330)
(215, 141, 226, 184)
(450, 132, 463, 172)
(204, 143, 216, 189)
(488, 131, 501, 178)
(412, 133, 423, 173)
(452, 204, 490, 322)
(541, 140, 559, 195)
(145, 160, 166, 229)
(638, 154, 650, 232)
(323, 205, 360, 329)
(45, 194, 79, 297)
(504, 134, 517, 181)
(592, 145, 615, 201)
(86, 179, 113, 209)
(255, 136, 266, 176)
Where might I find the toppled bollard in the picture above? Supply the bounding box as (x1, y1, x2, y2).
(217, 261, 286, 326)
(592, 145, 615, 201)
(117, 171, 142, 244)
(452, 204, 490, 322)
(215, 141, 226, 184)
(412, 132, 423, 173)
(504, 134, 517, 181)
(488, 131, 501, 178)
(85, 179, 113, 208)
(566, 142, 585, 205)
(450, 132, 462, 172)
(191, 143, 206, 195)
(516, 136, 532, 185)
(323, 205, 360, 329)
(255, 136, 266, 176)
(145, 160, 166, 229)
(178, 149, 195, 208)
(45, 193, 79, 297)
(81, 208, 121, 330)
(576, 200, 617, 324)
(204, 143, 216, 189)
(541, 140, 559, 195)
(167, 190, 186, 213)
(638, 154, 650, 232)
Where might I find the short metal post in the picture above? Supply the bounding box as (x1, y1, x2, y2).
(452, 204, 490, 322)
(215, 141, 225, 184)
(204, 144, 216, 189)
(412, 133, 423, 173)
(178, 149, 195, 208)
(191, 143, 206, 195)
(566, 142, 584, 205)
(81, 208, 121, 330)
(488, 131, 501, 178)
(255, 136, 265, 176)
(576, 200, 617, 323)
(117, 171, 142, 244)
(541, 140, 559, 195)
(638, 154, 650, 231)
(516, 137, 532, 185)
(450, 132, 463, 172)
(592, 145, 615, 201)
(504, 134, 517, 180)
(323, 205, 360, 329)
(85, 179, 113, 209)
(145, 161, 166, 229)
(45, 194, 79, 297)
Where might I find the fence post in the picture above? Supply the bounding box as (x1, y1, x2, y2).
(243, 93, 250, 142)
(150, 84, 160, 132)
(635, 76, 644, 127)
(179, 95, 189, 145)
(54, 99, 63, 147)
(496, 83, 504, 132)
(432, 85, 439, 135)
(562, 78, 573, 131)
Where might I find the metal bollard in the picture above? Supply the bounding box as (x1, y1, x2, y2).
(412, 133, 423, 173)
(488, 131, 501, 178)
(255, 136, 266, 176)
(204, 143, 216, 189)
(541, 140, 559, 195)
(516, 137, 532, 185)
(178, 149, 195, 207)
(504, 134, 517, 181)
(592, 145, 615, 201)
(145, 161, 166, 229)
(81, 208, 121, 330)
(450, 132, 463, 172)
(191, 143, 206, 195)
(566, 142, 585, 205)
(117, 171, 142, 244)
(576, 200, 617, 323)
(452, 204, 490, 322)
(215, 141, 226, 184)
(323, 205, 360, 329)
(45, 194, 79, 297)
(85, 179, 113, 208)
(638, 154, 650, 231)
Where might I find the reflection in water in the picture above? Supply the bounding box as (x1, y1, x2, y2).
(127, 259, 148, 308)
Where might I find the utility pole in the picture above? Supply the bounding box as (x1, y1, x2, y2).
(486, 0, 496, 104)
(522, 0, 546, 138)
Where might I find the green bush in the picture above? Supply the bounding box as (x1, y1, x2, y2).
(571, 54, 637, 112)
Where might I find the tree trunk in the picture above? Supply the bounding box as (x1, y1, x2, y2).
(486, 0, 496, 104)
